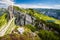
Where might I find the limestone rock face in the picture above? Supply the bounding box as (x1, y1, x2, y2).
(14, 11, 36, 26)
(8, 5, 14, 19)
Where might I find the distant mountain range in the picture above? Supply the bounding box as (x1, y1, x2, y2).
(0, 8, 7, 16)
(0, 8, 60, 20)
(33, 8, 60, 19)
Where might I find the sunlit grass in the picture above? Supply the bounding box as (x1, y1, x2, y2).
(0, 13, 7, 28)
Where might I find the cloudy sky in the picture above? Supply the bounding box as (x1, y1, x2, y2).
(0, 0, 60, 9)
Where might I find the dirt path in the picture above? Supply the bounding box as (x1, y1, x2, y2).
(0, 17, 15, 36)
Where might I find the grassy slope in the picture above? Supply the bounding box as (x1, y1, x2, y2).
(13, 6, 60, 31)
(34, 13, 60, 24)
(0, 6, 60, 40)
(14, 6, 60, 25)
(0, 13, 7, 28)
(5, 18, 16, 35)
(0, 26, 41, 40)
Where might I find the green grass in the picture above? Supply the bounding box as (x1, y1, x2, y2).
(13, 6, 60, 25)
(38, 30, 60, 40)
(5, 18, 16, 35)
(34, 13, 60, 24)
(0, 13, 7, 28)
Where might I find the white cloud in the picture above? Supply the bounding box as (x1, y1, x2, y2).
(53, 5, 60, 9)
(14, 4, 52, 8)
(0, 0, 14, 8)
(14, 4, 60, 9)
(1, 0, 14, 5)
(0, 0, 60, 9)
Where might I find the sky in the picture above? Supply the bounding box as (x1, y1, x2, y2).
(0, 0, 60, 9)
